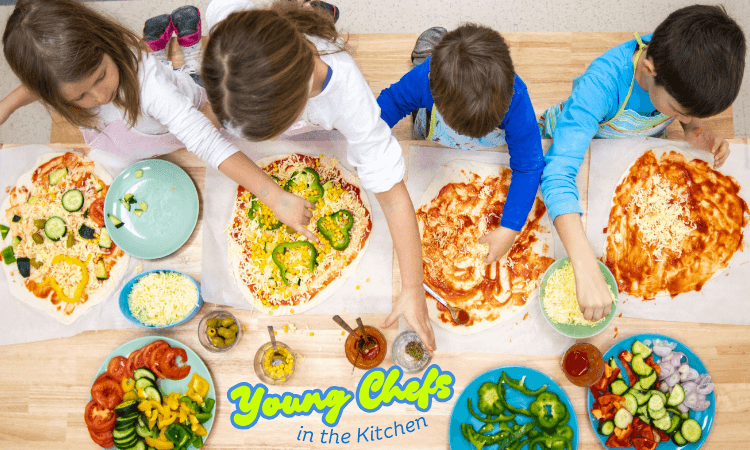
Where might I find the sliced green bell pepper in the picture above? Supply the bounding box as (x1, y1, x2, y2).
(1, 245, 16, 265)
(468, 397, 515, 423)
(164, 423, 191, 449)
(0, 224, 9, 240)
(284, 167, 324, 203)
(502, 372, 548, 396)
(272, 242, 318, 286)
(201, 398, 215, 413)
(249, 196, 282, 230)
(529, 392, 567, 430)
(317, 210, 354, 251)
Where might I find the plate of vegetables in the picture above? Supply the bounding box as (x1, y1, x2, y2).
(449, 366, 578, 450)
(588, 333, 715, 449)
(85, 336, 216, 450)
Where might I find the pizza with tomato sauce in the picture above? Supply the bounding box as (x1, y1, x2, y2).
(227, 153, 372, 315)
(0, 152, 129, 324)
(417, 160, 555, 334)
(604, 148, 749, 298)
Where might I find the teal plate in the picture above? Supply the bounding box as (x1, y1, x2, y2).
(104, 160, 199, 259)
(539, 257, 618, 339)
(90, 336, 215, 449)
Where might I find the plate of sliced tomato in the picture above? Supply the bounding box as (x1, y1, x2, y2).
(85, 336, 215, 449)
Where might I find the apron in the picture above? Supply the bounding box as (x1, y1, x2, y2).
(538, 33, 674, 140)
(413, 104, 507, 150)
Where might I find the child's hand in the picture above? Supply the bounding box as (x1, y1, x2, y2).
(0, 100, 13, 126)
(270, 191, 319, 243)
(684, 125, 730, 169)
(572, 257, 613, 322)
(381, 285, 436, 357)
(477, 226, 518, 264)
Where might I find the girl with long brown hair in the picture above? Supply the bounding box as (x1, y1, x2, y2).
(203, 0, 436, 354)
(1, 0, 314, 238)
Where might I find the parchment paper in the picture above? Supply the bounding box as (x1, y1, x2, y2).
(201, 132, 393, 315)
(0, 145, 142, 346)
(406, 145, 576, 356)
(586, 137, 750, 325)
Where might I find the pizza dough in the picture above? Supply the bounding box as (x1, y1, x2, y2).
(604, 147, 749, 298)
(1, 152, 130, 324)
(227, 153, 372, 315)
(417, 160, 555, 335)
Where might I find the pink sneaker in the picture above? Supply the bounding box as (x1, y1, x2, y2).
(143, 13, 174, 52)
(172, 6, 202, 48)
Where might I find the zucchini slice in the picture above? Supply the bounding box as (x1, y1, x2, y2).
(61, 189, 84, 212)
(120, 199, 131, 211)
(16, 257, 30, 278)
(44, 217, 67, 241)
(78, 224, 96, 240)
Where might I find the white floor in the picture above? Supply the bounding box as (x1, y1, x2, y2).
(1, 0, 749, 143)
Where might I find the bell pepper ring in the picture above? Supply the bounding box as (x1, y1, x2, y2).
(249, 195, 282, 230)
(317, 210, 354, 251)
(284, 167, 324, 203)
(43, 255, 89, 303)
(271, 241, 318, 286)
(529, 392, 567, 430)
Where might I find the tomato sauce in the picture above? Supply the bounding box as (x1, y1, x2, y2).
(562, 343, 605, 387)
(345, 325, 386, 369)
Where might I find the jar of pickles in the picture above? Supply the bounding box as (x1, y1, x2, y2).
(198, 310, 241, 352)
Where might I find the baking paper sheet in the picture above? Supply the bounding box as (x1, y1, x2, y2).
(406, 145, 576, 356)
(201, 132, 394, 316)
(586, 137, 750, 325)
(0, 145, 143, 346)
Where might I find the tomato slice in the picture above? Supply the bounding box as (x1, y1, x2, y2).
(107, 356, 129, 382)
(147, 341, 170, 378)
(91, 376, 123, 410)
(159, 347, 191, 380)
(88, 426, 114, 448)
(89, 197, 105, 227)
(84, 400, 116, 433)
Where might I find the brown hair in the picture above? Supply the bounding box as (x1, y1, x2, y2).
(3, 0, 147, 128)
(429, 24, 515, 138)
(202, 0, 342, 141)
(647, 4, 745, 118)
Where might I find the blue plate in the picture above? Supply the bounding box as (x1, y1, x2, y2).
(90, 336, 215, 449)
(104, 159, 199, 259)
(449, 366, 579, 450)
(118, 269, 203, 329)
(587, 333, 715, 449)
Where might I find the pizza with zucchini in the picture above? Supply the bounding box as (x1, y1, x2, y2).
(227, 153, 372, 315)
(1, 152, 129, 324)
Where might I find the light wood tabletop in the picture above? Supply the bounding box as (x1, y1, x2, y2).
(1, 32, 748, 450)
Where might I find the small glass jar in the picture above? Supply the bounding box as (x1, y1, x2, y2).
(198, 309, 241, 353)
(561, 342, 605, 387)
(254, 341, 296, 385)
(345, 325, 387, 370)
(391, 330, 431, 374)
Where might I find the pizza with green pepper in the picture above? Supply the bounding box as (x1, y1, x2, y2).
(227, 154, 372, 315)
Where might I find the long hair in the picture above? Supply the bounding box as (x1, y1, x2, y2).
(202, 0, 342, 141)
(3, 0, 147, 128)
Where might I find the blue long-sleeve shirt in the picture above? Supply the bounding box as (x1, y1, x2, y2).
(541, 34, 658, 221)
(377, 57, 545, 232)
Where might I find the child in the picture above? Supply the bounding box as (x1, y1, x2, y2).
(377, 24, 545, 265)
(539, 5, 745, 322)
(1, 0, 313, 239)
(202, 0, 436, 354)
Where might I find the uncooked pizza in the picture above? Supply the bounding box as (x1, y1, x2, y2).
(604, 148, 749, 298)
(227, 153, 372, 315)
(417, 160, 555, 334)
(1, 152, 129, 324)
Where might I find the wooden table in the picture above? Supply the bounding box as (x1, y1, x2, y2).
(2, 32, 748, 450)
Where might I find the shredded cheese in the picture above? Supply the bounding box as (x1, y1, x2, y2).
(127, 272, 198, 326)
(542, 260, 615, 326)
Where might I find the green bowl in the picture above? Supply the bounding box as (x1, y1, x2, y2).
(539, 257, 618, 338)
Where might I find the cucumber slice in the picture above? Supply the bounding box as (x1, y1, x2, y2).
(143, 386, 161, 404)
(120, 199, 131, 211)
(597, 420, 615, 436)
(652, 413, 672, 431)
(26, 196, 38, 204)
(133, 368, 156, 382)
(139, 201, 148, 212)
(632, 354, 653, 377)
(78, 224, 96, 240)
(640, 371, 657, 390)
(673, 431, 688, 445)
(43, 217, 67, 241)
(666, 414, 682, 436)
(16, 257, 30, 278)
(648, 405, 667, 420)
(124, 193, 135, 203)
(90, 174, 103, 192)
(61, 189, 84, 212)
(135, 169, 143, 178)
(95, 259, 108, 280)
(133, 209, 143, 217)
(614, 408, 633, 429)
(681, 419, 702, 443)
(667, 384, 685, 406)
(631, 340, 653, 358)
(0, 224, 8, 240)
(98, 228, 112, 249)
(623, 393, 638, 415)
(114, 399, 139, 416)
(115, 412, 139, 428)
(134, 377, 155, 392)
(48, 168, 67, 185)
(108, 214, 124, 229)
(648, 394, 665, 411)
(638, 414, 650, 425)
(12, 215, 21, 223)
(648, 391, 666, 408)
(11, 236, 21, 246)
(610, 379, 628, 396)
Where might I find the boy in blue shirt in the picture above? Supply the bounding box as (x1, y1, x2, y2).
(377, 24, 545, 264)
(539, 5, 745, 322)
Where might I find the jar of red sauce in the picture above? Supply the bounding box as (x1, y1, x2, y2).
(345, 325, 387, 370)
(561, 343, 605, 387)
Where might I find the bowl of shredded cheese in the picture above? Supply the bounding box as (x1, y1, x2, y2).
(539, 257, 618, 338)
(119, 269, 202, 328)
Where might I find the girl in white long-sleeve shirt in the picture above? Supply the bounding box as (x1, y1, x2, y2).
(1, 0, 312, 237)
(203, 0, 436, 353)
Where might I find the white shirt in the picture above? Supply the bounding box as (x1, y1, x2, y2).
(96, 53, 238, 169)
(205, 0, 404, 193)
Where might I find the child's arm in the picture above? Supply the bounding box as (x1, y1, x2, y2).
(0, 85, 38, 126)
(681, 119, 730, 168)
(377, 181, 436, 356)
(376, 59, 432, 128)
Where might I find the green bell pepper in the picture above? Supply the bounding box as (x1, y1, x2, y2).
(477, 381, 504, 416)
(317, 210, 354, 251)
(284, 167, 324, 203)
(249, 196, 282, 230)
(467, 397, 515, 423)
(497, 383, 530, 416)
(164, 423, 191, 449)
(529, 392, 567, 430)
(528, 433, 573, 450)
(502, 372, 548, 396)
(1, 245, 16, 265)
(0, 224, 8, 240)
(195, 412, 212, 424)
(201, 398, 215, 413)
(192, 435, 204, 449)
(271, 242, 318, 286)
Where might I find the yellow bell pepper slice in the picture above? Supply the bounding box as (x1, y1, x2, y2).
(43, 255, 89, 303)
(186, 388, 204, 406)
(189, 373, 210, 398)
(148, 413, 158, 430)
(158, 409, 178, 429)
(121, 377, 135, 392)
(122, 390, 138, 402)
(145, 436, 174, 450)
(166, 392, 180, 411)
(138, 399, 162, 415)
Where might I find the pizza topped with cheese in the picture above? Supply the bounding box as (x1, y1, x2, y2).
(1, 152, 129, 324)
(417, 160, 555, 335)
(604, 149, 749, 298)
(227, 153, 372, 315)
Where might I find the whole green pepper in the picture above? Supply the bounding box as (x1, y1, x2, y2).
(528, 392, 567, 430)
(271, 242, 318, 286)
(317, 210, 354, 251)
(284, 167, 324, 203)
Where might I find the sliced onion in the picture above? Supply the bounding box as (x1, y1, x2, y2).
(677, 403, 689, 413)
(643, 339, 653, 347)
(697, 383, 715, 395)
(659, 381, 670, 392)
(698, 374, 712, 386)
(670, 352, 686, 367)
(692, 400, 711, 412)
(684, 391, 699, 408)
(653, 345, 673, 358)
(682, 381, 698, 396)
(667, 373, 681, 387)
(685, 368, 700, 382)
(658, 362, 675, 379)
